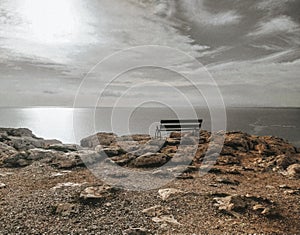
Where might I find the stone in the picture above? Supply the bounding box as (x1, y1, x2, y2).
(46, 144, 81, 152)
(27, 148, 63, 161)
(51, 151, 85, 169)
(79, 185, 119, 201)
(122, 227, 151, 235)
(275, 155, 297, 169)
(132, 153, 169, 168)
(286, 164, 300, 178)
(95, 146, 126, 157)
(165, 138, 180, 146)
(51, 182, 84, 191)
(130, 146, 161, 156)
(76, 150, 104, 166)
(213, 195, 247, 213)
(142, 205, 168, 217)
(158, 188, 183, 201)
(3, 151, 31, 167)
(180, 136, 198, 146)
(0, 183, 6, 189)
(110, 154, 135, 166)
(152, 215, 181, 225)
(217, 155, 240, 165)
(6, 136, 45, 151)
(0, 128, 35, 138)
(80, 132, 117, 148)
(54, 203, 79, 216)
(284, 189, 300, 195)
(0, 142, 18, 164)
(216, 177, 240, 185)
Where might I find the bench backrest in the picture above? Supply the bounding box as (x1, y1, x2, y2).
(160, 119, 202, 130)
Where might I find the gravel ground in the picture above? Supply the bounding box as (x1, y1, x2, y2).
(0, 162, 299, 234)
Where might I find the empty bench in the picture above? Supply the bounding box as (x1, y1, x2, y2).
(155, 119, 203, 138)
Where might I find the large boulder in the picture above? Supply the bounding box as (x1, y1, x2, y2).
(0, 142, 18, 164)
(0, 128, 35, 138)
(131, 152, 169, 167)
(80, 133, 117, 148)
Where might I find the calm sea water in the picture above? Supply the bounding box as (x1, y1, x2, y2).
(0, 107, 299, 147)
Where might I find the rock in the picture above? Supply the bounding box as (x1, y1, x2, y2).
(75, 150, 104, 166)
(217, 155, 240, 165)
(224, 132, 250, 152)
(165, 138, 180, 146)
(169, 132, 183, 138)
(142, 205, 168, 217)
(54, 203, 79, 216)
(213, 193, 277, 217)
(160, 146, 177, 155)
(3, 151, 31, 167)
(0, 183, 6, 189)
(130, 146, 161, 156)
(0, 142, 18, 164)
(51, 151, 85, 169)
(80, 132, 117, 148)
(146, 139, 165, 147)
(279, 184, 291, 189)
(180, 136, 198, 146)
(5, 136, 46, 151)
(27, 148, 63, 161)
(152, 215, 181, 225)
(122, 227, 151, 235)
(120, 134, 151, 142)
(252, 204, 277, 216)
(79, 185, 119, 201)
(95, 146, 126, 157)
(110, 154, 135, 166)
(158, 188, 183, 201)
(213, 195, 247, 213)
(284, 189, 300, 195)
(51, 182, 84, 191)
(286, 164, 300, 178)
(131, 153, 169, 168)
(275, 154, 297, 169)
(216, 177, 240, 185)
(0, 128, 35, 138)
(46, 144, 81, 152)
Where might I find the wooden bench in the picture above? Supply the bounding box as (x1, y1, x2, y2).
(155, 119, 203, 138)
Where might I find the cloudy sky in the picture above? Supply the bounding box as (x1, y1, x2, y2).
(0, 0, 299, 107)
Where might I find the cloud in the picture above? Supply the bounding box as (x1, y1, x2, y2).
(256, 0, 295, 11)
(202, 10, 242, 26)
(248, 15, 299, 36)
(179, 0, 242, 26)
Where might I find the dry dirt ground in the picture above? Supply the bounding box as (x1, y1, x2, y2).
(0, 163, 299, 234)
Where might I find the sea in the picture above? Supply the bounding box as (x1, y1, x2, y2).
(0, 107, 299, 147)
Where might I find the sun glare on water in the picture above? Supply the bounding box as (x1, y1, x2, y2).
(20, 0, 79, 44)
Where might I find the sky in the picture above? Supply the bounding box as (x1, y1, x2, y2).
(0, 0, 299, 107)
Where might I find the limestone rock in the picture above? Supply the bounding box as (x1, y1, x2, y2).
(158, 188, 183, 201)
(95, 146, 126, 157)
(46, 144, 81, 152)
(286, 164, 300, 179)
(131, 153, 169, 167)
(80, 185, 119, 201)
(54, 202, 79, 216)
(122, 227, 151, 235)
(152, 215, 181, 225)
(80, 132, 117, 148)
